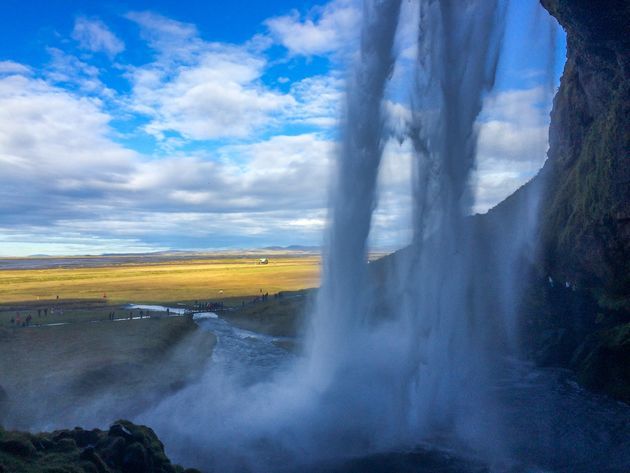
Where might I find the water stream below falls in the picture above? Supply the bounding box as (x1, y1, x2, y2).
(140, 306, 630, 472)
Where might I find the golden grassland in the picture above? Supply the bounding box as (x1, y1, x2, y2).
(0, 256, 321, 304)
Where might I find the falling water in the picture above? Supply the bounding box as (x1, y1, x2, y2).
(304, 0, 513, 454)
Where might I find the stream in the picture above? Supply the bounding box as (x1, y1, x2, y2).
(138, 305, 630, 472)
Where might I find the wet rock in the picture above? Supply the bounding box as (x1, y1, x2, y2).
(80, 446, 111, 473)
(0, 433, 37, 457)
(100, 436, 126, 467)
(122, 441, 149, 473)
(1, 420, 189, 472)
(71, 427, 101, 448)
(109, 422, 134, 440)
(55, 437, 79, 452)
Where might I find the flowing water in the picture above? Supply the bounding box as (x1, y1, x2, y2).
(145, 313, 630, 472)
(141, 1, 630, 471)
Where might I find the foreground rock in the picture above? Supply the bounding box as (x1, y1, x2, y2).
(0, 420, 199, 473)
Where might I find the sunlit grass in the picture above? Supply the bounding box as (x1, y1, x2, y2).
(0, 256, 321, 304)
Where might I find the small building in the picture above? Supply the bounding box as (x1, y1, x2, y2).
(259, 258, 269, 265)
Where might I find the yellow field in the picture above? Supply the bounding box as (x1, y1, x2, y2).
(0, 256, 321, 304)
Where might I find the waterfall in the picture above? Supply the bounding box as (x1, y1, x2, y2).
(303, 0, 515, 453)
(143, 1, 576, 471)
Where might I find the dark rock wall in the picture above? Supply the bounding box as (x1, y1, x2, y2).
(538, 0, 630, 300)
(519, 0, 630, 401)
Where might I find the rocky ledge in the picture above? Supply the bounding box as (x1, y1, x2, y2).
(0, 420, 198, 473)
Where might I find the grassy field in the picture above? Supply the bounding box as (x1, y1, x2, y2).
(0, 316, 216, 430)
(0, 254, 321, 431)
(0, 255, 321, 305)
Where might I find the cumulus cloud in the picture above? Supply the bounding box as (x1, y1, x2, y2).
(124, 12, 296, 142)
(0, 2, 556, 255)
(286, 74, 344, 127)
(266, 0, 360, 56)
(121, 11, 347, 144)
(0, 70, 337, 254)
(136, 51, 294, 141)
(0, 74, 137, 229)
(72, 17, 125, 58)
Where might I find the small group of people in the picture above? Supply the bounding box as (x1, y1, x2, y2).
(192, 301, 225, 311)
(11, 313, 33, 327)
(249, 291, 277, 305)
(10, 306, 55, 326)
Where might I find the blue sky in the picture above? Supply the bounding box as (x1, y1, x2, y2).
(0, 0, 565, 256)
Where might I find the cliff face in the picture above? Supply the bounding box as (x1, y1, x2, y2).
(517, 0, 630, 401)
(538, 0, 630, 302)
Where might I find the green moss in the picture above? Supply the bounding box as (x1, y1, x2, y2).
(577, 323, 630, 403)
(0, 421, 191, 473)
(224, 289, 314, 337)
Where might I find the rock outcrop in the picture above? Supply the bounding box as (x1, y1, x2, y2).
(526, 0, 629, 401)
(0, 420, 200, 473)
(538, 0, 629, 301)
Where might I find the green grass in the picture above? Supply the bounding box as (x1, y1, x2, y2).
(223, 289, 315, 337)
(0, 255, 320, 429)
(0, 315, 216, 429)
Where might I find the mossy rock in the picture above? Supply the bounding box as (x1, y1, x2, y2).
(0, 420, 190, 473)
(0, 432, 37, 457)
(577, 323, 630, 403)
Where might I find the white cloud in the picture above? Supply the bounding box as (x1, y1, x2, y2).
(473, 87, 550, 213)
(138, 51, 294, 141)
(45, 47, 115, 98)
(125, 12, 296, 142)
(0, 70, 336, 253)
(126, 11, 199, 56)
(0, 74, 136, 228)
(72, 17, 125, 58)
(0, 61, 31, 75)
(266, 0, 360, 56)
(285, 74, 343, 127)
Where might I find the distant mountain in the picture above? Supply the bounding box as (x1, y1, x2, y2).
(262, 245, 321, 251)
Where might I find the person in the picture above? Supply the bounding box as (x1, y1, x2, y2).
(44, 308, 48, 316)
